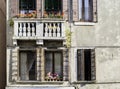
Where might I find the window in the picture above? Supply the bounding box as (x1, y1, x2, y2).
(79, 0, 94, 22)
(44, 0, 63, 18)
(19, 51, 36, 81)
(77, 49, 95, 81)
(45, 51, 63, 81)
(19, 0, 36, 17)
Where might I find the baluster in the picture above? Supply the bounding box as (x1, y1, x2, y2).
(48, 23, 52, 37)
(23, 23, 26, 36)
(53, 23, 56, 37)
(32, 23, 35, 36)
(57, 23, 61, 37)
(45, 23, 48, 37)
(18, 23, 22, 36)
(27, 23, 31, 37)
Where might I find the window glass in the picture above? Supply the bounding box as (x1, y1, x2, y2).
(45, 0, 62, 11)
(45, 51, 63, 81)
(19, 51, 36, 80)
(79, 0, 93, 22)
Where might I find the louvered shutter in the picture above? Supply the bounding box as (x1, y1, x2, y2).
(91, 49, 96, 80)
(93, 0, 97, 22)
(37, 0, 42, 18)
(73, 0, 79, 21)
(11, 47, 19, 81)
(10, 0, 19, 17)
(77, 49, 85, 81)
(36, 48, 41, 81)
(77, 49, 81, 80)
(63, 49, 69, 81)
(63, 0, 68, 20)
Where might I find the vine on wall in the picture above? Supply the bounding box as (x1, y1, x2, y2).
(65, 29, 72, 48)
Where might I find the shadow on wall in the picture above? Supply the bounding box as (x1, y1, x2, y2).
(0, 0, 6, 89)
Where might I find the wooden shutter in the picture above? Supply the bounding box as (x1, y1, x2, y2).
(10, 0, 19, 17)
(63, 49, 69, 81)
(77, 49, 85, 81)
(11, 47, 19, 81)
(63, 0, 68, 20)
(93, 0, 97, 22)
(73, 0, 79, 21)
(91, 49, 96, 80)
(36, 48, 41, 81)
(37, 0, 42, 18)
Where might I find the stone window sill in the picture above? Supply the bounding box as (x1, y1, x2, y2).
(74, 22, 96, 26)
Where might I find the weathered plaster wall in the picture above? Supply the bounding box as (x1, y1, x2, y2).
(96, 48, 120, 82)
(71, 0, 120, 46)
(0, 0, 6, 89)
(70, 0, 120, 89)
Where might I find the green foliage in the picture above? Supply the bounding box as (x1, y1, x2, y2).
(9, 18, 14, 27)
(65, 29, 72, 48)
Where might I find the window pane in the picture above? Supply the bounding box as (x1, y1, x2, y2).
(45, 52, 53, 74)
(45, 0, 62, 11)
(54, 52, 62, 77)
(20, 0, 36, 10)
(79, 0, 93, 21)
(20, 0, 28, 10)
(19, 51, 36, 80)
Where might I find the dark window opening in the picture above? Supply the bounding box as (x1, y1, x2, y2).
(19, 0, 36, 17)
(19, 51, 36, 81)
(77, 49, 95, 81)
(44, 0, 63, 18)
(19, 0, 36, 10)
(45, 51, 63, 81)
(84, 49, 91, 80)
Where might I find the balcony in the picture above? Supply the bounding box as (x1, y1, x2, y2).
(13, 19, 65, 45)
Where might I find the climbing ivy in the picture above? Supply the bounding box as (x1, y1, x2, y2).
(65, 29, 72, 48)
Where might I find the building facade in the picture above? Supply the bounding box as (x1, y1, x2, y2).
(6, 0, 120, 89)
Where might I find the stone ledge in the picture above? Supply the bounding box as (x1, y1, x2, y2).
(6, 86, 75, 89)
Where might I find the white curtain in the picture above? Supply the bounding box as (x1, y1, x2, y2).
(79, 0, 90, 21)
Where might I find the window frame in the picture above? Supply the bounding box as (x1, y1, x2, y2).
(43, 0, 63, 18)
(44, 50, 63, 81)
(18, 49, 37, 81)
(76, 48, 96, 82)
(78, 0, 97, 22)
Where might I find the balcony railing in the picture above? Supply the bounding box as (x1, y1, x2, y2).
(13, 19, 65, 40)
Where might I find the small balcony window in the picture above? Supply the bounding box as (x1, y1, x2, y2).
(19, 0, 36, 18)
(44, 0, 63, 18)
